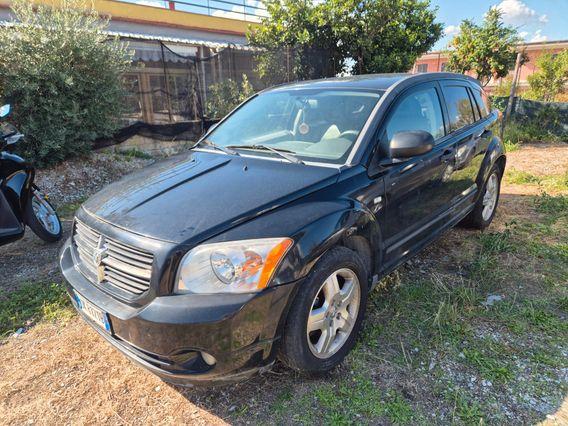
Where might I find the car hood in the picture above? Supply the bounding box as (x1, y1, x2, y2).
(82, 151, 339, 244)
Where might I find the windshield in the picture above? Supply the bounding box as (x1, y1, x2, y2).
(206, 89, 382, 164)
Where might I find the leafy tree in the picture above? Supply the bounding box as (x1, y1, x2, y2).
(324, 0, 442, 74)
(526, 50, 568, 102)
(248, 0, 342, 84)
(0, 0, 132, 166)
(248, 0, 442, 81)
(492, 77, 514, 98)
(206, 75, 255, 118)
(447, 9, 520, 86)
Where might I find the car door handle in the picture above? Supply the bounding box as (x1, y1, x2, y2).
(440, 149, 455, 163)
(475, 129, 490, 139)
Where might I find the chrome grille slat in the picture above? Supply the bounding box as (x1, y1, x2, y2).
(101, 257, 152, 281)
(73, 220, 153, 297)
(106, 244, 153, 267)
(74, 234, 97, 251)
(105, 265, 149, 287)
(103, 272, 145, 294)
(76, 223, 100, 242)
(105, 269, 148, 292)
(106, 237, 153, 260)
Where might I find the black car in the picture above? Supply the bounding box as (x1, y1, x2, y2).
(60, 73, 505, 385)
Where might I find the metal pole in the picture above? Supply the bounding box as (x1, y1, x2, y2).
(500, 52, 523, 139)
(160, 42, 174, 123)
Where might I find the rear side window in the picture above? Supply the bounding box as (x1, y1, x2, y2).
(443, 86, 476, 131)
(386, 87, 445, 142)
(471, 88, 491, 118)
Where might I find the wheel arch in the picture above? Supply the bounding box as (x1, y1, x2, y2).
(476, 136, 506, 194)
(280, 204, 383, 288)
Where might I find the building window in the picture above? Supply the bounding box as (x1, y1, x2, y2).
(441, 62, 448, 72)
(416, 63, 428, 73)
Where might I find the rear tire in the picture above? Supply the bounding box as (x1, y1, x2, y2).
(279, 246, 368, 373)
(462, 165, 502, 230)
(24, 190, 62, 243)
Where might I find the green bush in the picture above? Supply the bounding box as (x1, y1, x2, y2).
(503, 106, 568, 144)
(205, 75, 255, 119)
(0, 0, 132, 167)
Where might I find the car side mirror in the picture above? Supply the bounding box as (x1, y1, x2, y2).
(389, 130, 434, 159)
(0, 104, 10, 118)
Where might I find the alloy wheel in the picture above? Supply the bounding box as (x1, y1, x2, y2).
(482, 173, 499, 221)
(307, 268, 361, 359)
(32, 193, 61, 236)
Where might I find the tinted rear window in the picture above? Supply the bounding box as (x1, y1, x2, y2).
(443, 86, 476, 131)
(471, 88, 491, 118)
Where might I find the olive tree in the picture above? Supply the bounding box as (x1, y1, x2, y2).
(526, 50, 568, 102)
(0, 0, 132, 166)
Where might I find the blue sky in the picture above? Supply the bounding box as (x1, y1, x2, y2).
(431, 0, 568, 50)
(127, 0, 567, 48)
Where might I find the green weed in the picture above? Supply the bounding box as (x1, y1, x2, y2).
(116, 148, 153, 160)
(0, 282, 74, 337)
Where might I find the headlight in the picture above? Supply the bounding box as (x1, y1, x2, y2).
(175, 238, 293, 294)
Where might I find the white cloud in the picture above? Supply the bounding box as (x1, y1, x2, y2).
(493, 0, 548, 26)
(530, 29, 548, 43)
(518, 30, 529, 39)
(444, 25, 460, 37)
(132, 0, 168, 7)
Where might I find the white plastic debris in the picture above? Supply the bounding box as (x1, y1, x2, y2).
(482, 294, 504, 307)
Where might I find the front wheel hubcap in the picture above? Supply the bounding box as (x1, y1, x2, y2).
(307, 268, 361, 359)
(32, 192, 60, 235)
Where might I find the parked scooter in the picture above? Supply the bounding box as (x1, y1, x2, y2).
(0, 104, 62, 246)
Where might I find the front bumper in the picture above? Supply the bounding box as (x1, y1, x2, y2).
(59, 238, 298, 385)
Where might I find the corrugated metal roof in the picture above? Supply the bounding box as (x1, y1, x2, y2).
(106, 29, 258, 51)
(0, 20, 258, 51)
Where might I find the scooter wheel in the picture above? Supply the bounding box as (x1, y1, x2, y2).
(25, 190, 63, 243)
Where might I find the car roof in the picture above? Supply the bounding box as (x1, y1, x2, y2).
(266, 72, 480, 93)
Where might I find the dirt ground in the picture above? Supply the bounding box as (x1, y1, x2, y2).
(0, 144, 566, 425)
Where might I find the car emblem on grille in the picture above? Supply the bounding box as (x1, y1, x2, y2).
(93, 236, 109, 283)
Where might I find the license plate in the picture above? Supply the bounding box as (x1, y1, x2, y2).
(73, 291, 111, 332)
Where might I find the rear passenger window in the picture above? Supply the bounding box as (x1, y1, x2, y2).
(443, 86, 476, 131)
(386, 88, 445, 142)
(471, 88, 491, 118)
(469, 89, 481, 121)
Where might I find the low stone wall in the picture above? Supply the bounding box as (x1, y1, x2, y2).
(108, 134, 192, 155)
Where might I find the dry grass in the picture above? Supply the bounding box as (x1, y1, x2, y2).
(505, 144, 567, 177)
(0, 321, 228, 425)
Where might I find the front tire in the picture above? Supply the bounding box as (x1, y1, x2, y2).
(24, 189, 62, 243)
(279, 247, 368, 373)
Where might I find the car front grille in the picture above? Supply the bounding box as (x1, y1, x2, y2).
(73, 220, 154, 296)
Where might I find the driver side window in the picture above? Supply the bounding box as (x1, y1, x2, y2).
(385, 87, 445, 142)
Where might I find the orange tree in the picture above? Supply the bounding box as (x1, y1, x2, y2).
(447, 9, 520, 87)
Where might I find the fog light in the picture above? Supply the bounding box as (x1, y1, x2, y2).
(201, 351, 216, 366)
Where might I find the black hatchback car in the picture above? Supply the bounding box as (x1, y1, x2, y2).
(60, 73, 505, 385)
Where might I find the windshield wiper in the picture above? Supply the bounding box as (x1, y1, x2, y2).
(227, 144, 304, 164)
(195, 139, 239, 156)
